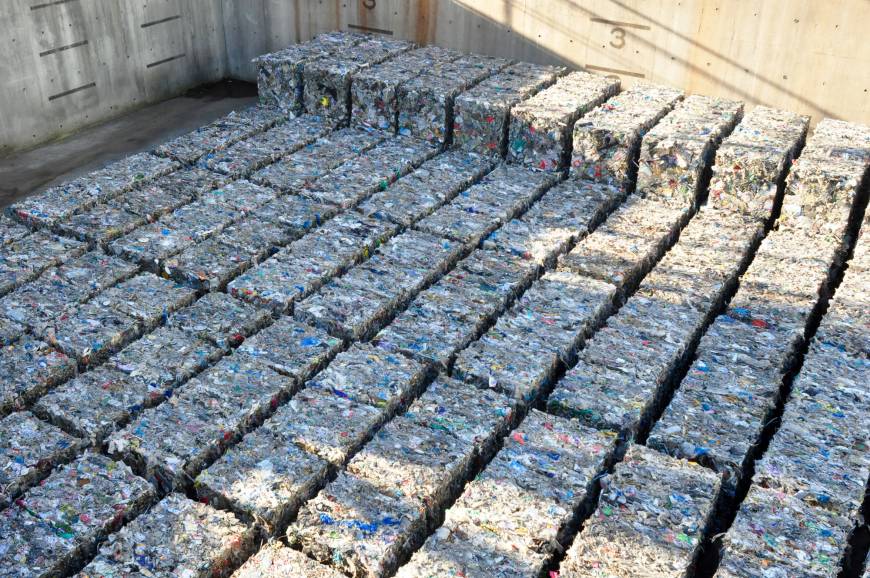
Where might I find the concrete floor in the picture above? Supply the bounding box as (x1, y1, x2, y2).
(0, 80, 257, 209)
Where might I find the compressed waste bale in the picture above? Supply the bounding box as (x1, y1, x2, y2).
(198, 179, 278, 212)
(55, 251, 139, 296)
(397, 410, 613, 578)
(0, 337, 76, 415)
(0, 317, 24, 346)
(557, 195, 687, 286)
(0, 452, 154, 578)
(114, 206, 221, 267)
(751, 342, 869, 517)
(154, 105, 288, 163)
(363, 229, 465, 277)
(716, 485, 852, 577)
(647, 313, 790, 482)
(560, 444, 720, 578)
(412, 196, 508, 246)
(254, 32, 367, 114)
(109, 189, 251, 269)
(108, 356, 295, 492)
(550, 298, 704, 435)
(250, 127, 385, 191)
(636, 94, 744, 209)
(0, 216, 31, 246)
(294, 230, 463, 340)
(302, 136, 439, 208)
(814, 240, 870, 356)
(162, 236, 261, 292)
(442, 249, 539, 307)
(235, 316, 342, 382)
(453, 61, 565, 156)
(403, 375, 517, 461)
(268, 387, 383, 468)
(8, 153, 179, 228)
(374, 251, 536, 371)
(32, 367, 157, 445)
(97, 273, 197, 330)
(287, 471, 425, 578)
(346, 413, 475, 516)
(482, 178, 625, 266)
(374, 289, 485, 370)
(66, 166, 228, 248)
(1, 250, 136, 331)
(233, 542, 347, 578)
(570, 82, 683, 187)
(195, 426, 329, 533)
(40, 297, 144, 365)
(39, 308, 134, 366)
(303, 36, 416, 124)
(1, 274, 85, 333)
(166, 292, 271, 350)
(181, 195, 336, 284)
(108, 225, 195, 270)
(110, 326, 222, 392)
(455, 271, 616, 404)
(508, 70, 620, 171)
(0, 411, 82, 506)
(307, 342, 430, 417)
(247, 194, 338, 236)
(549, 209, 761, 436)
(708, 106, 809, 220)
(112, 165, 229, 218)
(241, 347, 420, 465)
(228, 213, 398, 312)
(293, 262, 414, 341)
(725, 230, 842, 338)
(204, 116, 329, 177)
(0, 230, 86, 297)
(358, 150, 497, 226)
(58, 202, 149, 245)
(397, 53, 511, 145)
(815, 309, 870, 360)
(414, 164, 556, 245)
(351, 45, 463, 131)
(780, 151, 869, 240)
(77, 493, 254, 578)
(804, 117, 870, 164)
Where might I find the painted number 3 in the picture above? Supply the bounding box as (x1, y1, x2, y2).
(610, 27, 626, 48)
(363, 0, 376, 9)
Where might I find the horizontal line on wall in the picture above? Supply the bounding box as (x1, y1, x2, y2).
(31, 0, 79, 10)
(39, 39, 88, 57)
(585, 64, 646, 78)
(347, 23, 394, 35)
(141, 14, 181, 28)
(48, 81, 96, 101)
(146, 53, 187, 68)
(590, 17, 651, 30)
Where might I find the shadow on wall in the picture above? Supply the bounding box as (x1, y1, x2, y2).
(425, 0, 842, 121)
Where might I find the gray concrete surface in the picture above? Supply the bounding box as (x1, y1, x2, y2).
(1, 0, 227, 153)
(0, 80, 257, 209)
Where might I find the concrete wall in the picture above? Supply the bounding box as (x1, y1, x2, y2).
(0, 0, 226, 153)
(3, 0, 869, 152)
